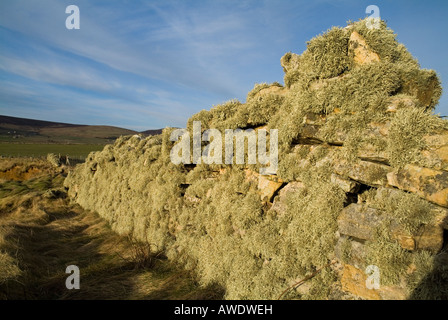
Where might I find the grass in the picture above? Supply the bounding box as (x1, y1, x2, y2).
(0, 144, 105, 159)
(0, 157, 224, 300)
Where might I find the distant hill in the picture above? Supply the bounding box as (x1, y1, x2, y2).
(141, 129, 163, 136)
(0, 115, 162, 144)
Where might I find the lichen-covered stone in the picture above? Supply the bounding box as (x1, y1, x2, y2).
(387, 164, 448, 207)
(333, 160, 393, 187)
(338, 203, 444, 251)
(349, 31, 380, 65)
(341, 264, 408, 300)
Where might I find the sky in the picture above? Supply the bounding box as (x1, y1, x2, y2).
(0, 0, 447, 131)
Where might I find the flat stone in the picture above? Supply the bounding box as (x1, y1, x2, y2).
(256, 85, 289, 98)
(258, 175, 284, 202)
(338, 203, 445, 252)
(245, 170, 285, 202)
(271, 181, 305, 215)
(386, 96, 417, 113)
(334, 236, 366, 268)
(338, 203, 385, 240)
(349, 31, 380, 65)
(333, 160, 393, 187)
(395, 224, 444, 252)
(341, 264, 381, 300)
(421, 131, 448, 171)
(400, 69, 440, 108)
(341, 264, 408, 300)
(387, 164, 448, 207)
(331, 174, 360, 193)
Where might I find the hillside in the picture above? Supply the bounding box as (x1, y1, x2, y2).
(0, 115, 161, 144)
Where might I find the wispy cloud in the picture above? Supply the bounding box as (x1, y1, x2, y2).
(0, 0, 446, 130)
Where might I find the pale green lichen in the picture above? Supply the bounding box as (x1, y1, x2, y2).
(65, 18, 446, 300)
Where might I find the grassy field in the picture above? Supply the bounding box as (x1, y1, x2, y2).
(0, 144, 106, 159)
(0, 158, 223, 300)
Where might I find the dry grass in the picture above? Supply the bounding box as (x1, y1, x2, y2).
(0, 158, 223, 300)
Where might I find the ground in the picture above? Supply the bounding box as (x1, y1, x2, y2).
(0, 157, 223, 300)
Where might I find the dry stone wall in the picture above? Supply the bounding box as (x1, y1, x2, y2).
(65, 20, 448, 299)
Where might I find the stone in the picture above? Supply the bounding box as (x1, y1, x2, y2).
(258, 175, 284, 202)
(340, 264, 408, 300)
(387, 164, 448, 207)
(245, 170, 284, 202)
(256, 85, 289, 97)
(395, 225, 444, 252)
(356, 146, 389, 165)
(280, 52, 300, 74)
(338, 203, 385, 240)
(433, 206, 448, 230)
(333, 160, 393, 187)
(334, 236, 366, 268)
(400, 70, 440, 108)
(331, 174, 360, 193)
(421, 131, 448, 171)
(337, 203, 445, 251)
(349, 31, 380, 65)
(302, 112, 327, 126)
(271, 181, 305, 215)
(386, 96, 417, 113)
(341, 264, 381, 300)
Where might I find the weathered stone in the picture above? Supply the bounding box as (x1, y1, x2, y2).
(395, 224, 444, 252)
(363, 186, 448, 229)
(387, 164, 448, 207)
(341, 264, 408, 300)
(338, 203, 384, 240)
(376, 285, 408, 300)
(302, 112, 326, 126)
(258, 175, 284, 202)
(400, 70, 440, 108)
(331, 174, 360, 193)
(334, 236, 366, 268)
(292, 111, 391, 148)
(341, 264, 381, 300)
(271, 181, 305, 215)
(338, 203, 444, 251)
(349, 31, 380, 65)
(433, 206, 448, 230)
(356, 147, 389, 165)
(245, 170, 284, 202)
(421, 131, 448, 171)
(386, 95, 417, 113)
(256, 85, 289, 97)
(333, 160, 393, 187)
(297, 124, 323, 145)
(367, 121, 390, 137)
(280, 52, 300, 74)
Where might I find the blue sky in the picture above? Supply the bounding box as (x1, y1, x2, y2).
(0, 0, 447, 131)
